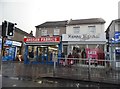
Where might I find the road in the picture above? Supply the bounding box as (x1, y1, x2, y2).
(2, 76, 119, 88)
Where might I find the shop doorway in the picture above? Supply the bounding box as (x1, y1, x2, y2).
(37, 45, 58, 63)
(37, 46, 48, 63)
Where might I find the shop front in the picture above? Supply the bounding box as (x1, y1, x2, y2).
(110, 32, 120, 69)
(0, 38, 2, 54)
(62, 34, 106, 60)
(2, 39, 22, 61)
(23, 36, 62, 64)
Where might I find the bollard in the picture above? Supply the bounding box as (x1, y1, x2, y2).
(53, 58, 57, 76)
(88, 58, 91, 81)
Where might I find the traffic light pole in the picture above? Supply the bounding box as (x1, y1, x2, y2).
(1, 21, 16, 61)
(1, 36, 7, 57)
(1, 37, 4, 57)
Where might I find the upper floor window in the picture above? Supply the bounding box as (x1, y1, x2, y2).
(41, 30, 47, 36)
(88, 26, 96, 34)
(73, 27, 80, 34)
(54, 29, 60, 35)
(118, 24, 120, 31)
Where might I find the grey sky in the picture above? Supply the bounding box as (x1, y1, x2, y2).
(0, 0, 119, 36)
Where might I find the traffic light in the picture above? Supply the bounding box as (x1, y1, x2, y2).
(7, 22, 14, 36)
(2, 21, 7, 37)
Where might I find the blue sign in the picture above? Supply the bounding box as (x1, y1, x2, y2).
(5, 40, 13, 46)
(115, 49, 120, 54)
(111, 32, 120, 43)
(0, 38, 2, 43)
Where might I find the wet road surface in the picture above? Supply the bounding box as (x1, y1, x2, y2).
(2, 76, 120, 88)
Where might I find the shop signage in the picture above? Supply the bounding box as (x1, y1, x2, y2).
(68, 34, 99, 39)
(5, 40, 13, 46)
(12, 41, 22, 46)
(62, 34, 105, 41)
(24, 36, 60, 43)
(0, 38, 2, 43)
(115, 49, 120, 54)
(111, 32, 120, 43)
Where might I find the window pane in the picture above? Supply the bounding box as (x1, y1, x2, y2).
(88, 26, 96, 34)
(73, 27, 80, 34)
(63, 45, 67, 55)
(54, 29, 59, 35)
(41, 30, 47, 36)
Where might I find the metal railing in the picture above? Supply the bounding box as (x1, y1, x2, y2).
(53, 58, 120, 84)
(2, 58, 120, 84)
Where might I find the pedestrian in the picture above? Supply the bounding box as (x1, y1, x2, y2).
(50, 50, 53, 61)
(61, 52, 65, 58)
(106, 53, 110, 67)
(28, 51, 37, 63)
(67, 53, 74, 66)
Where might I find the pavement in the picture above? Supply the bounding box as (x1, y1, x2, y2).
(2, 61, 120, 86)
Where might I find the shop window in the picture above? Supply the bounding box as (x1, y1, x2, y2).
(116, 54, 120, 60)
(73, 27, 80, 34)
(28, 46, 37, 62)
(118, 24, 120, 32)
(63, 45, 67, 55)
(54, 29, 60, 35)
(71, 46, 86, 58)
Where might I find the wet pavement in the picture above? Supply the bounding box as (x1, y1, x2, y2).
(2, 61, 120, 88)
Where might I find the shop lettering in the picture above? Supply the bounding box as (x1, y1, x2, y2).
(24, 36, 60, 42)
(26, 38, 40, 42)
(41, 37, 57, 42)
(68, 34, 99, 40)
(88, 51, 96, 55)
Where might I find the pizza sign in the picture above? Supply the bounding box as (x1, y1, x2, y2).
(24, 36, 60, 43)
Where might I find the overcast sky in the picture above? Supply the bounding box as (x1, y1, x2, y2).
(0, 0, 120, 36)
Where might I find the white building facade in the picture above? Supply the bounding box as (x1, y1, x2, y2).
(62, 18, 106, 57)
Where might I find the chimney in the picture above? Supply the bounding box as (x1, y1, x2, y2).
(30, 30, 33, 36)
(67, 19, 72, 24)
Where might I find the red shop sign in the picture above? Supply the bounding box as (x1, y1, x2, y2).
(24, 36, 60, 43)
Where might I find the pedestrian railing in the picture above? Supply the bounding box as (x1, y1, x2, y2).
(54, 58, 120, 84)
(2, 58, 120, 84)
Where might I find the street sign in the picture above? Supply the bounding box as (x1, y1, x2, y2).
(111, 32, 120, 43)
(115, 49, 120, 54)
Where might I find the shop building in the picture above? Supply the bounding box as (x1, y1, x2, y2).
(34, 21, 67, 64)
(105, 19, 120, 69)
(0, 25, 33, 61)
(2, 39, 22, 61)
(35, 18, 106, 60)
(62, 18, 106, 59)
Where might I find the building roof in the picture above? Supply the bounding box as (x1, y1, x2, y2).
(35, 20, 68, 28)
(105, 18, 120, 32)
(67, 18, 105, 25)
(15, 27, 34, 37)
(36, 18, 105, 28)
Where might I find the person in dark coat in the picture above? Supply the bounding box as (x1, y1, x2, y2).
(29, 51, 34, 58)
